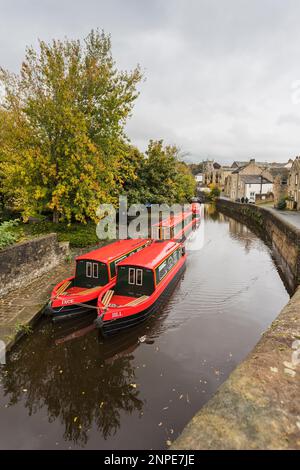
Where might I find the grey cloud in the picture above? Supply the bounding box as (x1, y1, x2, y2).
(1, 0, 300, 163)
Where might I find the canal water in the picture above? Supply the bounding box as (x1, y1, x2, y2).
(0, 205, 289, 449)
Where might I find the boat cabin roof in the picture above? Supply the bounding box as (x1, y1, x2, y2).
(118, 240, 181, 270)
(153, 210, 192, 228)
(76, 239, 148, 264)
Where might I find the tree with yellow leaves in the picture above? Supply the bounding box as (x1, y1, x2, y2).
(0, 30, 142, 222)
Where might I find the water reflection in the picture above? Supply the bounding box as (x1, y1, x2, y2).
(2, 319, 144, 446)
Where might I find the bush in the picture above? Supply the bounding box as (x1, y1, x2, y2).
(276, 198, 287, 210)
(206, 185, 221, 201)
(24, 221, 100, 247)
(0, 219, 20, 249)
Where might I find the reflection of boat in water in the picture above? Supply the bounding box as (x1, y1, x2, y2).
(53, 298, 169, 364)
(95, 240, 186, 336)
(45, 239, 150, 321)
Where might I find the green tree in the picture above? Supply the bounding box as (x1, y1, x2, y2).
(135, 140, 196, 204)
(0, 30, 142, 222)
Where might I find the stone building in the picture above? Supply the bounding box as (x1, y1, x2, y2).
(224, 159, 273, 200)
(268, 167, 289, 207)
(203, 160, 221, 186)
(203, 160, 234, 190)
(287, 157, 300, 210)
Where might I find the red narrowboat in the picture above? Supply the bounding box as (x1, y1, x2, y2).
(191, 201, 201, 219)
(95, 240, 186, 336)
(45, 238, 150, 321)
(151, 210, 195, 241)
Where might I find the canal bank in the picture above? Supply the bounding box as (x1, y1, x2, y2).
(0, 253, 75, 351)
(172, 200, 300, 450)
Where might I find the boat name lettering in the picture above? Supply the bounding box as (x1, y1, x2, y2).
(62, 299, 74, 305)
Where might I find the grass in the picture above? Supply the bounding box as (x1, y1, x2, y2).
(14, 322, 33, 335)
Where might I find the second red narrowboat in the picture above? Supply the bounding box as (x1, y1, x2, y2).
(45, 238, 150, 321)
(95, 240, 186, 336)
(151, 210, 195, 241)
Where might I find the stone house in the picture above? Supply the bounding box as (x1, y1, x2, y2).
(224, 159, 273, 200)
(203, 161, 234, 190)
(287, 157, 300, 210)
(267, 167, 289, 207)
(203, 160, 221, 186)
(239, 175, 273, 202)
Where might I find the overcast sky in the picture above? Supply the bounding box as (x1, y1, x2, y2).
(1, 0, 300, 164)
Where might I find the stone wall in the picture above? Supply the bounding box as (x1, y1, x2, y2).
(216, 199, 300, 293)
(255, 193, 274, 204)
(0, 234, 69, 296)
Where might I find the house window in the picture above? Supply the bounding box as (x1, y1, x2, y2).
(136, 269, 143, 286)
(86, 262, 92, 278)
(128, 268, 135, 285)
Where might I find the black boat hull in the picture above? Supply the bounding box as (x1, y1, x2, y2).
(44, 299, 97, 322)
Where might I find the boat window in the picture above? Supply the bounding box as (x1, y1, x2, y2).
(93, 263, 98, 278)
(86, 262, 92, 278)
(128, 268, 135, 284)
(155, 249, 180, 284)
(74, 260, 109, 288)
(116, 266, 155, 297)
(110, 261, 116, 278)
(136, 269, 143, 286)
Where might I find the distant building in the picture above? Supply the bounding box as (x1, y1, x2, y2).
(195, 173, 203, 184)
(224, 159, 272, 200)
(239, 175, 273, 203)
(287, 157, 300, 210)
(202, 160, 232, 189)
(267, 167, 289, 207)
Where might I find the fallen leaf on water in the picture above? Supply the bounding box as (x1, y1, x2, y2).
(158, 422, 163, 427)
(130, 383, 137, 388)
(179, 394, 183, 400)
(166, 440, 172, 446)
(22, 389, 27, 392)
(163, 406, 168, 410)
(100, 402, 104, 408)
(73, 417, 78, 423)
